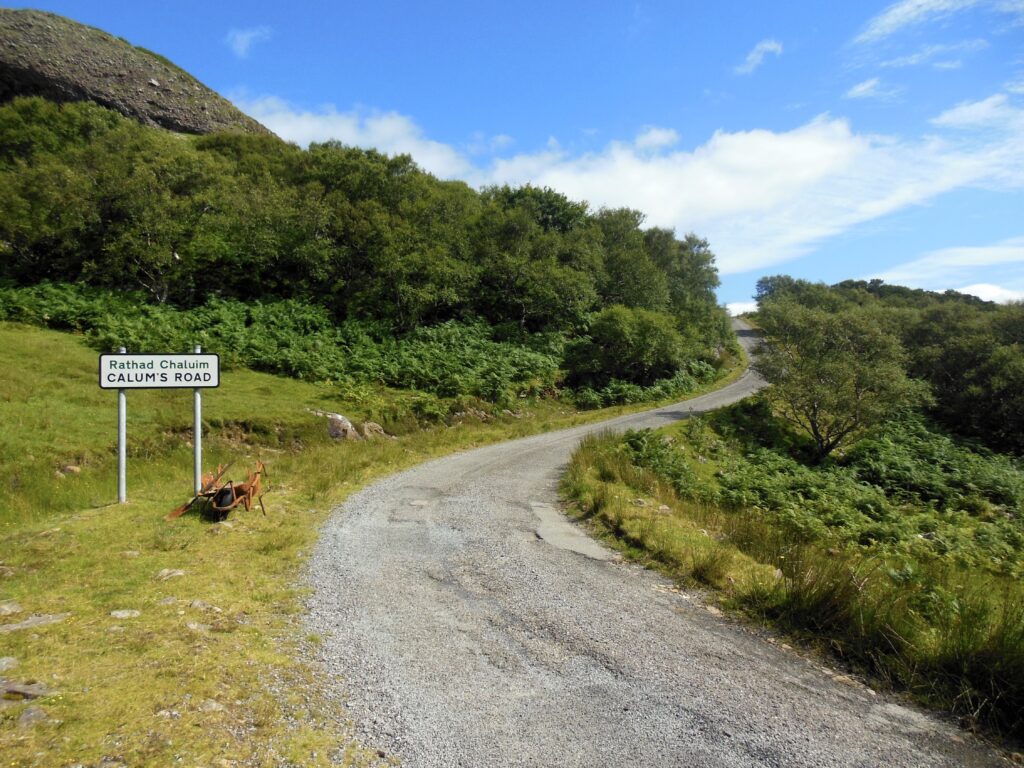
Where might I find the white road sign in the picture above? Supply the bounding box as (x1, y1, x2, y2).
(99, 353, 220, 389)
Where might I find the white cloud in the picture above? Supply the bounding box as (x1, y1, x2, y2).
(881, 38, 988, 67)
(855, 0, 1024, 44)
(957, 282, 1024, 302)
(872, 236, 1024, 285)
(932, 93, 1022, 127)
(236, 93, 1024, 276)
(727, 301, 759, 316)
(235, 96, 473, 178)
(635, 126, 680, 150)
(225, 26, 272, 59)
(855, 0, 981, 44)
(843, 77, 900, 100)
(734, 39, 783, 75)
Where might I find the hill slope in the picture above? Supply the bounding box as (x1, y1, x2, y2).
(0, 8, 270, 135)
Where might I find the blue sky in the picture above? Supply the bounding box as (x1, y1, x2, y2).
(14, 0, 1024, 311)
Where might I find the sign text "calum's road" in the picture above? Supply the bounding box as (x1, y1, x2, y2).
(99, 354, 220, 389)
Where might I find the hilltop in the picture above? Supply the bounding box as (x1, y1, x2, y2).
(0, 8, 270, 135)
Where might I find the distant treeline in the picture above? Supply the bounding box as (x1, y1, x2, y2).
(0, 97, 731, 378)
(756, 276, 1024, 454)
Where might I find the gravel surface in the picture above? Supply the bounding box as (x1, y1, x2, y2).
(305, 323, 1005, 767)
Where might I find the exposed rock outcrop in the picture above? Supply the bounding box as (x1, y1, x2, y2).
(0, 9, 271, 135)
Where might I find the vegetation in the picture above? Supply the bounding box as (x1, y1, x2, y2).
(0, 97, 731, 368)
(753, 299, 930, 461)
(0, 96, 737, 419)
(562, 274, 1024, 741)
(755, 275, 1024, 455)
(565, 399, 1024, 739)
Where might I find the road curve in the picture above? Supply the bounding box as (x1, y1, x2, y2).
(305, 321, 1003, 768)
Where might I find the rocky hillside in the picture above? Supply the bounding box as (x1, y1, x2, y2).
(0, 8, 270, 135)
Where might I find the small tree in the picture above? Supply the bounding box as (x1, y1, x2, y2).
(754, 301, 930, 462)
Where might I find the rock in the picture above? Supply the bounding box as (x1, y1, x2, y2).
(189, 599, 222, 613)
(0, 9, 272, 136)
(632, 498, 647, 507)
(157, 708, 180, 719)
(0, 657, 18, 672)
(18, 706, 49, 727)
(328, 415, 362, 441)
(109, 609, 140, 619)
(186, 621, 211, 633)
(2, 680, 54, 699)
(0, 613, 70, 633)
(155, 568, 185, 581)
(360, 421, 388, 439)
(657, 505, 671, 513)
(0, 600, 22, 616)
(61, 465, 81, 475)
(705, 605, 723, 617)
(158, 597, 177, 606)
(199, 698, 224, 712)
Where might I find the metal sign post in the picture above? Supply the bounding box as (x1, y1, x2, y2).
(118, 346, 127, 503)
(193, 345, 202, 494)
(99, 350, 220, 504)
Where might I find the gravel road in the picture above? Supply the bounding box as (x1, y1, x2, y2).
(306, 322, 1005, 767)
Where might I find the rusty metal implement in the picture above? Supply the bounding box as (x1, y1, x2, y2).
(166, 462, 268, 521)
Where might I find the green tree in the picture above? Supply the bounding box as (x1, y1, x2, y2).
(754, 301, 931, 462)
(593, 208, 669, 311)
(565, 305, 685, 386)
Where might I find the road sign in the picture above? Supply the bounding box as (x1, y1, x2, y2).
(100, 349, 219, 503)
(98, 353, 220, 389)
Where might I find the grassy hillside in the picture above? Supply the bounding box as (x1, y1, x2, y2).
(0, 323, 743, 766)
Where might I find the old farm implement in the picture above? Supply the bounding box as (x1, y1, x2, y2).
(167, 461, 268, 521)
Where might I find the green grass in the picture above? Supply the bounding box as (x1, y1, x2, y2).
(0, 321, 745, 766)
